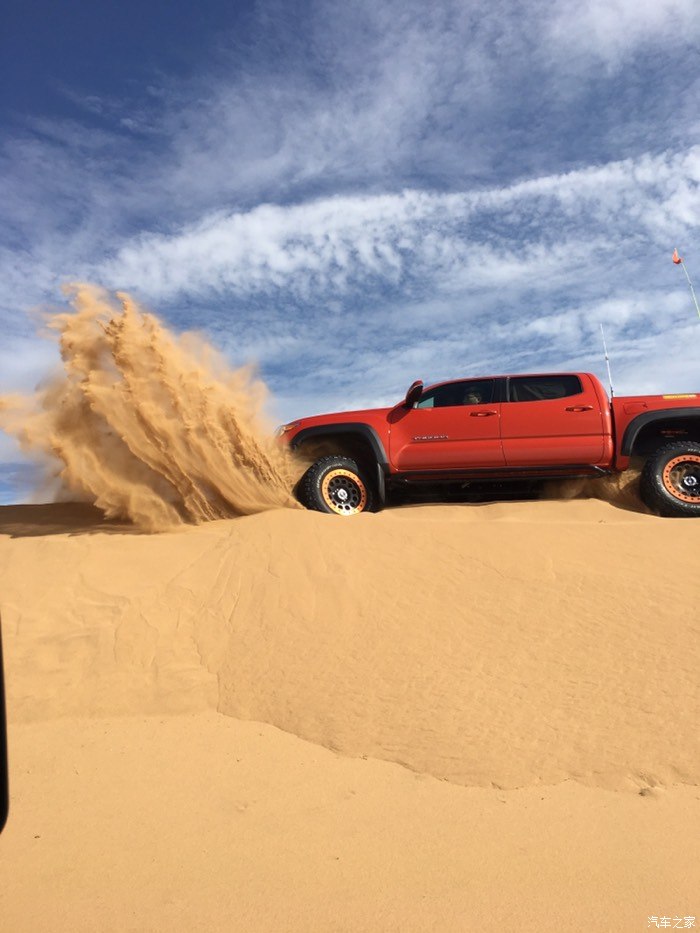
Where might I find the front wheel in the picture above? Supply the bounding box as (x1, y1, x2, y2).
(640, 441, 700, 517)
(298, 456, 375, 515)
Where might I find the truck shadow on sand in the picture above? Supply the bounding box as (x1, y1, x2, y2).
(386, 472, 651, 515)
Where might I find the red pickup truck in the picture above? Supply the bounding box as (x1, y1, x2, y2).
(278, 372, 700, 517)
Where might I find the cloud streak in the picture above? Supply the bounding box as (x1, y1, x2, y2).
(101, 147, 700, 304)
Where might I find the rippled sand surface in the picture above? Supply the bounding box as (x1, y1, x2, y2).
(1, 498, 698, 931)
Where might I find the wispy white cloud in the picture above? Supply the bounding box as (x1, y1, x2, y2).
(99, 147, 700, 303)
(546, 0, 700, 69)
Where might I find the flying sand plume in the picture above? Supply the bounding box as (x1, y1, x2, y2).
(0, 284, 302, 530)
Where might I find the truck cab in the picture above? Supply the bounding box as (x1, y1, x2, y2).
(387, 372, 612, 472)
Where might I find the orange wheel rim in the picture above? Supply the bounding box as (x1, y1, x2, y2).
(321, 469, 367, 515)
(662, 454, 700, 503)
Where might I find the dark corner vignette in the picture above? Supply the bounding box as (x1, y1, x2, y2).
(0, 614, 8, 833)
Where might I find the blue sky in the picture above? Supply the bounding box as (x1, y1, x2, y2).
(1, 0, 699, 502)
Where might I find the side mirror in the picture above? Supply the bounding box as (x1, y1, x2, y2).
(404, 380, 423, 408)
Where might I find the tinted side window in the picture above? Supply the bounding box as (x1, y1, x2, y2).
(416, 379, 495, 409)
(508, 375, 582, 402)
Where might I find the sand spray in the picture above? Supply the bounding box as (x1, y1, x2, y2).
(0, 284, 303, 531)
(544, 468, 648, 512)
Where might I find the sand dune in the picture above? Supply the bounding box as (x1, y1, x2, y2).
(1, 486, 699, 930)
(2, 498, 697, 792)
(3, 713, 699, 933)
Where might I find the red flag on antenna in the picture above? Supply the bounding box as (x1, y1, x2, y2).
(672, 248, 682, 264)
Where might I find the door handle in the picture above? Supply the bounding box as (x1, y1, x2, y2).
(470, 410, 498, 416)
(565, 405, 593, 412)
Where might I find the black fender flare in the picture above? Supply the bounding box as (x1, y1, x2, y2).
(291, 423, 389, 504)
(621, 407, 700, 457)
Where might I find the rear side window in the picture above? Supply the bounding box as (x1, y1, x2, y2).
(416, 379, 496, 409)
(508, 375, 583, 402)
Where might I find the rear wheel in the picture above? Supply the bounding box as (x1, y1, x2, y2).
(298, 456, 375, 515)
(640, 442, 700, 517)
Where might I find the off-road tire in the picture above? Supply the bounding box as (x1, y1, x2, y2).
(640, 441, 700, 517)
(298, 456, 375, 515)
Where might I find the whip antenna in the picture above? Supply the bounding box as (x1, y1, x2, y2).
(600, 323, 614, 399)
(672, 247, 700, 320)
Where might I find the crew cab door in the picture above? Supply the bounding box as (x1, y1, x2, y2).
(500, 374, 605, 466)
(389, 378, 506, 471)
